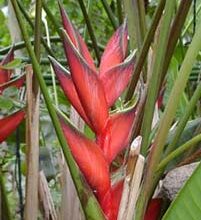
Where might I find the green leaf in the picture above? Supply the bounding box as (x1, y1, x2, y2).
(162, 162, 201, 220)
(0, 96, 13, 110)
(2, 87, 19, 97)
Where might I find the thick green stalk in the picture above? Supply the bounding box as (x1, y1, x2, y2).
(140, 0, 176, 156)
(10, 1, 105, 219)
(77, 0, 101, 63)
(157, 133, 201, 172)
(136, 16, 201, 220)
(125, 0, 166, 102)
(166, 81, 201, 154)
(0, 168, 12, 220)
(100, 0, 118, 29)
(17, 0, 55, 57)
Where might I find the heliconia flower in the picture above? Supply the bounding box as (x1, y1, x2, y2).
(0, 110, 25, 143)
(51, 5, 137, 220)
(0, 48, 25, 94)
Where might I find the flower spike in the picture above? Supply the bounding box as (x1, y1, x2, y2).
(59, 3, 96, 71)
(0, 110, 25, 143)
(99, 22, 128, 75)
(62, 30, 108, 134)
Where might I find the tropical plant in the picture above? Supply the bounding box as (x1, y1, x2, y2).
(1, 0, 201, 220)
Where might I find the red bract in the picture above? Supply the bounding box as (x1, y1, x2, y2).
(0, 110, 25, 143)
(0, 49, 25, 143)
(51, 6, 137, 220)
(0, 48, 25, 94)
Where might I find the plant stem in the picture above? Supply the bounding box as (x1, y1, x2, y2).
(125, 0, 166, 102)
(136, 12, 201, 220)
(0, 36, 60, 55)
(0, 168, 12, 220)
(140, 0, 176, 156)
(166, 81, 201, 154)
(17, 0, 55, 57)
(77, 0, 101, 63)
(160, 0, 192, 86)
(24, 1, 41, 219)
(0, 56, 67, 65)
(10, 1, 105, 219)
(116, 0, 123, 25)
(100, 0, 118, 29)
(157, 133, 201, 172)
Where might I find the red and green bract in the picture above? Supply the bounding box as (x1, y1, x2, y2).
(50, 5, 136, 220)
(0, 49, 25, 143)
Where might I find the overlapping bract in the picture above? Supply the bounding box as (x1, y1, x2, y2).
(51, 6, 136, 220)
(0, 49, 25, 143)
(0, 48, 25, 94)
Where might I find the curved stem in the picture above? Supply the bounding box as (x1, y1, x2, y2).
(157, 133, 201, 172)
(166, 81, 201, 155)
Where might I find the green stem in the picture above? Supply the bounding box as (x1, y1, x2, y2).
(0, 37, 104, 56)
(157, 134, 201, 172)
(83, 0, 92, 41)
(166, 81, 201, 155)
(34, 0, 42, 59)
(116, 0, 123, 25)
(77, 0, 101, 63)
(0, 56, 67, 65)
(17, 0, 55, 57)
(0, 168, 12, 220)
(10, 1, 105, 219)
(125, 0, 166, 102)
(0, 36, 60, 55)
(136, 12, 201, 220)
(182, 2, 201, 36)
(160, 0, 192, 86)
(100, 0, 118, 29)
(140, 0, 176, 156)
